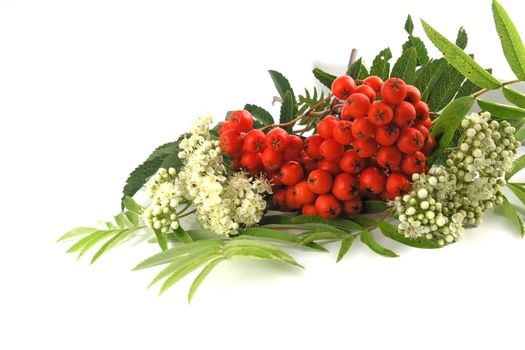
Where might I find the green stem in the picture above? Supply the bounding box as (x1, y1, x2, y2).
(472, 79, 521, 99)
(178, 209, 196, 219)
(176, 203, 192, 216)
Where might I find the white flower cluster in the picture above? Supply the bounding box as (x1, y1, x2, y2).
(142, 168, 181, 233)
(141, 116, 272, 237)
(392, 112, 519, 245)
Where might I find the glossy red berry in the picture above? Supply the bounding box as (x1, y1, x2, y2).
(414, 101, 430, 124)
(363, 75, 384, 94)
(332, 120, 354, 145)
(315, 194, 341, 219)
(355, 84, 377, 103)
(376, 145, 402, 169)
(342, 197, 363, 216)
(331, 75, 357, 100)
(345, 93, 371, 118)
(285, 186, 301, 210)
(339, 150, 365, 174)
(307, 169, 333, 194)
(261, 148, 285, 171)
(381, 78, 407, 105)
(218, 121, 234, 136)
(280, 161, 304, 186)
(374, 123, 400, 146)
(386, 173, 411, 196)
(302, 204, 318, 216)
(219, 130, 244, 155)
(368, 101, 394, 126)
(300, 156, 318, 173)
(332, 173, 359, 201)
(305, 134, 324, 159)
(359, 167, 386, 194)
(240, 151, 262, 169)
(421, 134, 437, 156)
(317, 115, 339, 139)
(284, 146, 302, 162)
(393, 101, 416, 127)
(401, 151, 426, 175)
(229, 110, 254, 132)
(243, 129, 266, 153)
(317, 159, 341, 175)
(396, 127, 424, 154)
(353, 138, 377, 158)
(319, 138, 344, 161)
(352, 117, 375, 141)
(287, 134, 304, 150)
(405, 85, 421, 104)
(272, 188, 287, 211)
(265, 127, 289, 152)
(294, 181, 317, 205)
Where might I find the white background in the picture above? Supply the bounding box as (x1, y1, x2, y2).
(1, 0, 525, 349)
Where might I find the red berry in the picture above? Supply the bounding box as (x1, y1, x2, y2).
(269, 171, 283, 188)
(363, 76, 384, 94)
(353, 138, 377, 158)
(332, 173, 359, 201)
(240, 151, 262, 169)
(280, 161, 304, 186)
(272, 188, 287, 210)
(317, 115, 339, 139)
(331, 75, 356, 100)
(414, 101, 430, 124)
(218, 121, 234, 136)
(339, 150, 365, 174)
(284, 147, 302, 162)
(294, 181, 317, 205)
(219, 130, 243, 155)
(421, 134, 437, 156)
(305, 134, 324, 159)
(368, 101, 394, 126)
(396, 127, 424, 155)
(231, 157, 241, 171)
(307, 169, 333, 195)
(315, 194, 341, 219)
(265, 127, 289, 152)
(317, 159, 341, 175)
(352, 117, 375, 141)
(355, 84, 377, 103)
(359, 167, 386, 194)
(393, 101, 416, 127)
(405, 85, 421, 104)
(415, 125, 430, 145)
(401, 151, 426, 175)
(386, 173, 411, 196)
(302, 204, 318, 216)
(229, 110, 254, 132)
(381, 78, 407, 105)
(376, 145, 402, 169)
(333, 120, 354, 145)
(421, 116, 432, 129)
(341, 102, 353, 120)
(285, 187, 301, 210)
(345, 93, 371, 118)
(319, 138, 344, 161)
(261, 148, 284, 171)
(243, 129, 266, 153)
(300, 156, 318, 173)
(342, 197, 362, 216)
(287, 134, 304, 150)
(374, 123, 400, 146)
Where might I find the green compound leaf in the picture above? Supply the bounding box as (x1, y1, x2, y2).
(224, 239, 303, 268)
(370, 48, 392, 81)
(260, 215, 361, 231)
(415, 59, 448, 100)
(171, 225, 194, 244)
(426, 65, 466, 112)
(122, 196, 144, 214)
(313, 68, 336, 89)
(402, 36, 429, 66)
(336, 235, 355, 262)
(404, 14, 414, 35)
(57, 227, 98, 242)
(492, 0, 525, 80)
(90, 228, 139, 264)
(477, 100, 525, 120)
(429, 96, 475, 165)
(360, 200, 389, 214)
(391, 47, 417, 84)
(508, 183, 525, 207)
(268, 70, 295, 102)
(244, 104, 275, 126)
(360, 230, 398, 257)
(66, 230, 114, 254)
(280, 90, 295, 132)
(506, 154, 525, 180)
(421, 20, 501, 90)
(377, 221, 441, 249)
(455, 26, 468, 49)
(346, 58, 369, 80)
(122, 157, 165, 208)
(498, 195, 524, 237)
(239, 227, 327, 252)
(503, 87, 525, 109)
(188, 256, 226, 303)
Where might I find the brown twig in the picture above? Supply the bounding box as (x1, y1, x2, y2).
(472, 79, 521, 99)
(348, 48, 358, 68)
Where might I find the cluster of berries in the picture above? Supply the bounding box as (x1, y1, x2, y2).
(218, 75, 436, 219)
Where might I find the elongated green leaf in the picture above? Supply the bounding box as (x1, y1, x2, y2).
(377, 221, 440, 249)
(122, 196, 144, 214)
(57, 227, 98, 242)
(403, 36, 429, 66)
(268, 70, 295, 101)
(299, 230, 341, 244)
(336, 235, 355, 262)
(186, 229, 224, 241)
(171, 226, 193, 244)
(516, 125, 525, 142)
(114, 212, 127, 228)
(66, 230, 113, 253)
(429, 96, 475, 164)
(78, 230, 124, 258)
(498, 196, 524, 237)
(492, 0, 525, 80)
(153, 229, 168, 251)
(427, 65, 466, 112)
(421, 20, 501, 89)
(280, 91, 295, 132)
(360, 200, 388, 214)
(360, 230, 398, 257)
(346, 58, 369, 79)
(508, 183, 525, 207)
(415, 59, 448, 100)
(506, 154, 525, 180)
(124, 211, 140, 226)
(244, 104, 275, 126)
(503, 87, 525, 109)
(188, 257, 226, 303)
(391, 47, 417, 84)
(455, 27, 468, 49)
(351, 217, 376, 228)
(133, 240, 224, 270)
(404, 14, 414, 34)
(370, 48, 392, 81)
(122, 156, 164, 209)
(239, 227, 326, 251)
(260, 215, 361, 231)
(477, 100, 525, 120)
(224, 239, 303, 268)
(91, 228, 138, 264)
(313, 68, 336, 89)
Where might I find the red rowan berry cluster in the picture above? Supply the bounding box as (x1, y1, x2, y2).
(218, 75, 437, 219)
